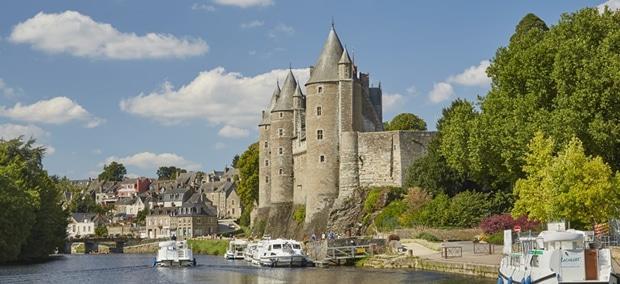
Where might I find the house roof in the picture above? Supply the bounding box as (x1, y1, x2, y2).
(71, 213, 96, 223)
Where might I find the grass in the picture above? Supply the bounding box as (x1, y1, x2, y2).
(187, 239, 229, 256)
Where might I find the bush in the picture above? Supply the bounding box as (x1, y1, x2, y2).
(486, 232, 504, 245)
(479, 214, 540, 234)
(363, 188, 384, 214)
(293, 205, 305, 224)
(374, 200, 407, 231)
(415, 232, 440, 242)
(388, 234, 400, 241)
(445, 191, 492, 228)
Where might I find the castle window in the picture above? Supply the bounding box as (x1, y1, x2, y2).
(266, 176, 269, 183)
(278, 147, 283, 155)
(279, 168, 283, 175)
(264, 141, 268, 148)
(265, 159, 269, 166)
(317, 129, 323, 140)
(319, 155, 325, 163)
(316, 106, 322, 116)
(317, 86, 323, 94)
(278, 128, 284, 137)
(279, 112, 283, 118)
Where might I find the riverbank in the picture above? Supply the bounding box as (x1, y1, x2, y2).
(122, 239, 229, 256)
(357, 239, 500, 279)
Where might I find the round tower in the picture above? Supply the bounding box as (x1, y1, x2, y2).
(269, 70, 296, 204)
(258, 83, 279, 209)
(304, 26, 344, 221)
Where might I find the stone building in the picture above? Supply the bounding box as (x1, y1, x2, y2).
(257, 26, 435, 226)
(145, 191, 218, 239)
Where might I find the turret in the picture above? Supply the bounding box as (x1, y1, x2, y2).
(269, 70, 296, 204)
(338, 48, 352, 80)
(258, 83, 280, 209)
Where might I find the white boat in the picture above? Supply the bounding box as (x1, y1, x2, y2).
(154, 240, 196, 267)
(244, 242, 258, 262)
(498, 222, 618, 283)
(253, 239, 311, 267)
(225, 240, 248, 260)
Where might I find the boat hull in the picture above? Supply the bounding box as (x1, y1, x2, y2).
(259, 255, 310, 267)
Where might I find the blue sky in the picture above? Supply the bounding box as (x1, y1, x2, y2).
(0, 0, 615, 179)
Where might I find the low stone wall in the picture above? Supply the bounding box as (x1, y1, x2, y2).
(393, 227, 482, 241)
(361, 255, 498, 279)
(123, 242, 159, 254)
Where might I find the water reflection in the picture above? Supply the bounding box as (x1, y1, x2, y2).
(0, 254, 493, 284)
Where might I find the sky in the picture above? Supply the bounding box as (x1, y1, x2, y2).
(0, 0, 617, 179)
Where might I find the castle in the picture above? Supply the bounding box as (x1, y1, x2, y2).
(258, 26, 434, 228)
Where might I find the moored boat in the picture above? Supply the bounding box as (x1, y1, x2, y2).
(253, 239, 311, 267)
(498, 222, 618, 283)
(154, 240, 196, 267)
(225, 239, 248, 260)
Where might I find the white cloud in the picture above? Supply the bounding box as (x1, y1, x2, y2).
(0, 123, 54, 155)
(0, 96, 104, 128)
(241, 20, 264, 29)
(213, 0, 273, 8)
(218, 125, 250, 138)
(598, 0, 620, 12)
(447, 60, 491, 87)
(104, 152, 201, 171)
(268, 23, 294, 38)
(382, 93, 404, 113)
(10, 11, 208, 59)
(0, 78, 21, 98)
(429, 82, 454, 103)
(191, 3, 216, 11)
(120, 66, 309, 131)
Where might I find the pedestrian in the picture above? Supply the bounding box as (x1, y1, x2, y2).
(311, 233, 316, 241)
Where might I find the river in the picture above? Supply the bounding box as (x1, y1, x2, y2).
(0, 254, 494, 283)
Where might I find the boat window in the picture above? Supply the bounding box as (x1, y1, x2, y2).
(273, 244, 282, 249)
(530, 255, 539, 267)
(293, 244, 301, 249)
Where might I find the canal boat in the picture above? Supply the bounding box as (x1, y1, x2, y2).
(154, 240, 196, 267)
(225, 239, 248, 260)
(254, 239, 311, 267)
(498, 222, 618, 283)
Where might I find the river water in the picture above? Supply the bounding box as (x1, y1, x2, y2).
(0, 254, 494, 283)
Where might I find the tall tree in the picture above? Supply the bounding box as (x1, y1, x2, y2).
(98, 161, 126, 181)
(156, 166, 186, 180)
(385, 113, 427, 131)
(513, 133, 620, 227)
(235, 143, 259, 225)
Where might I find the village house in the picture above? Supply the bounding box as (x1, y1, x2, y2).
(67, 213, 108, 238)
(163, 187, 193, 207)
(114, 196, 145, 217)
(201, 167, 241, 219)
(92, 181, 120, 205)
(145, 191, 218, 239)
(117, 177, 151, 198)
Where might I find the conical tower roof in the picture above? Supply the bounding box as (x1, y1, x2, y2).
(260, 83, 280, 125)
(339, 48, 352, 64)
(306, 26, 344, 84)
(293, 83, 304, 97)
(272, 69, 296, 112)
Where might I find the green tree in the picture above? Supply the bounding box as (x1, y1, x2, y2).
(0, 138, 68, 262)
(95, 225, 108, 237)
(513, 133, 620, 226)
(236, 143, 259, 226)
(231, 155, 240, 168)
(156, 166, 186, 180)
(135, 207, 149, 226)
(385, 113, 427, 131)
(98, 161, 126, 182)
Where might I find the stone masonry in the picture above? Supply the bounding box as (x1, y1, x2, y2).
(258, 26, 435, 230)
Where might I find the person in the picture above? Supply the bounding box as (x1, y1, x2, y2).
(311, 233, 316, 241)
(171, 234, 177, 241)
(321, 233, 326, 240)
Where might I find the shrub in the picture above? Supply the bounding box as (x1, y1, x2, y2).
(375, 200, 407, 231)
(480, 214, 541, 234)
(364, 188, 383, 214)
(486, 232, 504, 245)
(445, 191, 493, 228)
(388, 234, 400, 241)
(415, 232, 440, 242)
(293, 205, 305, 224)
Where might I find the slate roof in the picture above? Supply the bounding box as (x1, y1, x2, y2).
(307, 27, 344, 84)
(272, 69, 296, 112)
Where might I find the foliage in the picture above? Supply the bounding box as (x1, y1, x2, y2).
(187, 239, 229, 256)
(293, 205, 305, 224)
(95, 225, 108, 237)
(0, 138, 68, 263)
(513, 133, 620, 226)
(374, 200, 407, 231)
(384, 113, 427, 131)
(156, 166, 186, 180)
(486, 232, 504, 245)
(415, 232, 440, 242)
(239, 204, 252, 227)
(363, 187, 405, 215)
(135, 207, 149, 226)
(479, 214, 540, 235)
(236, 143, 259, 212)
(98, 161, 126, 182)
(231, 155, 240, 168)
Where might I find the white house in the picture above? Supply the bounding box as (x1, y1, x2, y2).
(67, 213, 96, 238)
